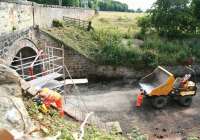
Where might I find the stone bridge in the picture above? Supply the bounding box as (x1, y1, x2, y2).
(0, 27, 38, 65)
(0, 26, 95, 78)
(0, 1, 95, 78)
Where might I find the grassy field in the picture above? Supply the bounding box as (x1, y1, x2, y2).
(92, 11, 144, 38)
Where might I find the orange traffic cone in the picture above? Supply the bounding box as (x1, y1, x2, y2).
(136, 93, 143, 107)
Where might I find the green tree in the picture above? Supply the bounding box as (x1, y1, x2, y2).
(139, 0, 196, 37)
(136, 8, 143, 13)
(88, 0, 99, 9)
(63, 0, 79, 6)
(29, 0, 80, 6)
(98, 0, 128, 12)
(152, 0, 195, 37)
(191, 0, 200, 33)
(192, 0, 200, 21)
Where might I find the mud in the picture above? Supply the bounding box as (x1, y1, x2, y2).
(67, 81, 200, 139)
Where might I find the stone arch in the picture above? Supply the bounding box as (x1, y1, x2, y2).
(8, 38, 43, 80)
(6, 38, 38, 65)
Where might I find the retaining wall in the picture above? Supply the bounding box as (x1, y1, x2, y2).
(38, 30, 94, 78)
(0, 1, 95, 36)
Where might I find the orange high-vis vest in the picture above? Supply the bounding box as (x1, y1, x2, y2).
(39, 88, 64, 117)
(136, 94, 143, 107)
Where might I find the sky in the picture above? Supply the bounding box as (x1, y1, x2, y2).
(115, 0, 157, 10)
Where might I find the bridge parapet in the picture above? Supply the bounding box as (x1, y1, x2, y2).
(0, 27, 38, 65)
(0, 1, 94, 35)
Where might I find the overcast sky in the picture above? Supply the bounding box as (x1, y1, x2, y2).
(115, 0, 156, 10)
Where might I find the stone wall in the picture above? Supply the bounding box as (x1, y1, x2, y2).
(0, 27, 39, 65)
(34, 5, 94, 28)
(0, 2, 95, 35)
(38, 30, 94, 78)
(0, 62, 33, 133)
(0, 2, 33, 36)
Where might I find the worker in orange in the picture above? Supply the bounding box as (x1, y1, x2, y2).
(36, 88, 64, 117)
(136, 90, 144, 107)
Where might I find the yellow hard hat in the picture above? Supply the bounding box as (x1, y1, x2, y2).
(41, 88, 49, 93)
(38, 88, 49, 97)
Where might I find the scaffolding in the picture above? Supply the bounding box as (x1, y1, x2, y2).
(10, 45, 66, 94)
(8, 44, 113, 134)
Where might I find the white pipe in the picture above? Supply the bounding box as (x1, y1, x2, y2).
(78, 112, 94, 140)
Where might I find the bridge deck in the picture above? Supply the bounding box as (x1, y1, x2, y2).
(43, 79, 88, 89)
(28, 72, 62, 89)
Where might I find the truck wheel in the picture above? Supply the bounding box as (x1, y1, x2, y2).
(179, 96, 193, 107)
(152, 96, 168, 109)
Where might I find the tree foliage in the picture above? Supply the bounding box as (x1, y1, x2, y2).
(29, 0, 128, 12)
(191, 0, 200, 21)
(62, 0, 79, 6)
(98, 0, 128, 12)
(138, 0, 200, 37)
(29, 0, 79, 6)
(88, 0, 99, 10)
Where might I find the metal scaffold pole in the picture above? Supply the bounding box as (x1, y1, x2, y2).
(20, 52, 25, 79)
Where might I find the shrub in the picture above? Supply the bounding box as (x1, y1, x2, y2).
(141, 35, 196, 66)
(176, 50, 190, 64)
(142, 50, 157, 67)
(137, 16, 152, 34)
(12, 26, 16, 31)
(52, 19, 63, 27)
(98, 18, 108, 23)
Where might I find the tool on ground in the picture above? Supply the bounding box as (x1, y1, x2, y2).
(137, 66, 197, 108)
(33, 96, 49, 113)
(34, 88, 64, 117)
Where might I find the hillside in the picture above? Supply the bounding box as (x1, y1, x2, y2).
(47, 11, 200, 69)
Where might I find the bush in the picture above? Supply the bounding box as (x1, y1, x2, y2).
(137, 16, 152, 34)
(91, 28, 146, 67)
(140, 35, 197, 66)
(52, 19, 63, 27)
(142, 50, 157, 67)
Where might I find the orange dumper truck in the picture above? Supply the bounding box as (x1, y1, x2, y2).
(138, 66, 197, 109)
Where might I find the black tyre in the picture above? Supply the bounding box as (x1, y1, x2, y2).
(179, 96, 193, 107)
(152, 96, 168, 109)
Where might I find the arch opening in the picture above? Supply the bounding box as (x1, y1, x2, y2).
(11, 47, 42, 81)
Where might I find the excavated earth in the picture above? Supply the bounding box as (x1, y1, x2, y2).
(67, 80, 200, 140)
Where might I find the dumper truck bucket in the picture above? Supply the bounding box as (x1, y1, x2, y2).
(139, 66, 175, 96)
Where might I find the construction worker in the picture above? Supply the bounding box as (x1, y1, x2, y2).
(136, 90, 144, 107)
(36, 88, 64, 117)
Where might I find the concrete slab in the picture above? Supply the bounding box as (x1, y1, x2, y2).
(28, 72, 62, 89)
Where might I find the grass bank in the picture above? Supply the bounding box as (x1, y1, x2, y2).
(24, 98, 148, 140)
(47, 12, 200, 69)
(24, 99, 128, 140)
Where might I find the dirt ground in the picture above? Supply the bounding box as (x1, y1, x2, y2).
(66, 80, 200, 140)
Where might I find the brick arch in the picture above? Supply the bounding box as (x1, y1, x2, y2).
(6, 38, 38, 65)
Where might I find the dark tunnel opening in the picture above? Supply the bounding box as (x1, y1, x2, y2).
(11, 47, 42, 81)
